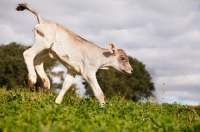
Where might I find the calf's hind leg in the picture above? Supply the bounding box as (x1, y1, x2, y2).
(34, 52, 51, 93)
(23, 40, 49, 89)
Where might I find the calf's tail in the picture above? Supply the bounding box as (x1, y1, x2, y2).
(16, 3, 44, 24)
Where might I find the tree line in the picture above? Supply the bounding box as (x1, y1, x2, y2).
(0, 42, 155, 101)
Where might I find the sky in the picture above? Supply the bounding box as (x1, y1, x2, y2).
(0, 0, 200, 105)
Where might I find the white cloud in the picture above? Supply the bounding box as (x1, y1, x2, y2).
(0, 23, 34, 45)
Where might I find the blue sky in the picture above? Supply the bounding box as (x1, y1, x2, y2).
(0, 0, 200, 105)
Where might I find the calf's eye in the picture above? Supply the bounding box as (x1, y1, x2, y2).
(120, 56, 125, 61)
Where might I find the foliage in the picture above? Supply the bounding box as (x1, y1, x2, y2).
(0, 87, 199, 132)
(83, 56, 155, 101)
(0, 43, 28, 88)
(0, 42, 63, 90)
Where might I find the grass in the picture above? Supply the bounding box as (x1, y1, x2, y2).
(0, 86, 200, 132)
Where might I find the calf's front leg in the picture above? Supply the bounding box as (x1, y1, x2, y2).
(55, 71, 76, 104)
(83, 71, 105, 107)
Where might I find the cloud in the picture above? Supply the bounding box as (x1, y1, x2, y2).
(0, 0, 200, 105)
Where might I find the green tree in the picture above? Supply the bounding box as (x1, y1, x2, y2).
(0, 42, 63, 90)
(0, 42, 28, 89)
(83, 56, 155, 101)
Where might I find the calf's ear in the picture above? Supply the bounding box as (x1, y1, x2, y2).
(108, 42, 118, 55)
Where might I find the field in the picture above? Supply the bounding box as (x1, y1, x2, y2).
(0, 87, 200, 132)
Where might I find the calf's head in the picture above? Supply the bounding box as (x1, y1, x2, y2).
(108, 42, 133, 74)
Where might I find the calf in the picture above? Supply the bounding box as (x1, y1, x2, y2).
(16, 3, 133, 106)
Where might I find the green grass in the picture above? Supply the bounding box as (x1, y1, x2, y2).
(0, 87, 200, 132)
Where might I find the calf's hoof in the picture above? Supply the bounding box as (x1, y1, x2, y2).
(55, 98, 62, 104)
(43, 88, 50, 94)
(28, 79, 35, 88)
(101, 102, 105, 107)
